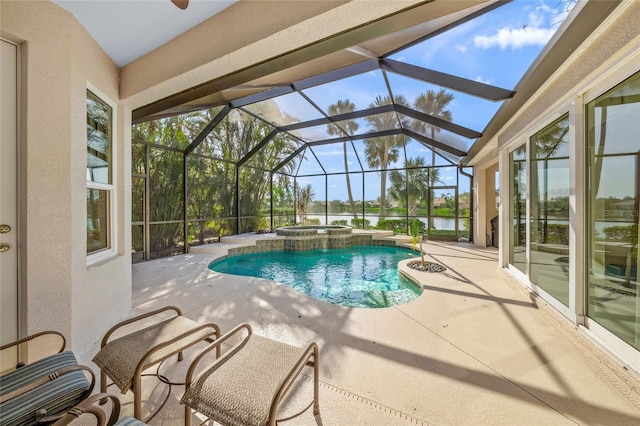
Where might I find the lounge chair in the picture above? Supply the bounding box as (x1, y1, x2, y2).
(92, 306, 220, 421)
(0, 331, 95, 426)
(181, 323, 320, 426)
(52, 393, 146, 426)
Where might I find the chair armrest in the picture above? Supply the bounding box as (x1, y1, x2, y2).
(51, 393, 121, 426)
(0, 331, 66, 367)
(134, 322, 221, 379)
(100, 306, 182, 348)
(270, 341, 319, 420)
(184, 323, 253, 388)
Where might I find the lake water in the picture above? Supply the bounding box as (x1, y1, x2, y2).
(306, 215, 463, 231)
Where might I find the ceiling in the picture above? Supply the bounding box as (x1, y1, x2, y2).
(51, 0, 237, 66)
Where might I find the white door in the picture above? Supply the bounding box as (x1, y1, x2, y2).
(1, 39, 19, 371)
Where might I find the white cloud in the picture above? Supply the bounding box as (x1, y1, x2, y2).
(529, 4, 553, 27)
(475, 76, 491, 85)
(314, 148, 344, 157)
(474, 3, 559, 50)
(474, 26, 555, 50)
(455, 44, 467, 53)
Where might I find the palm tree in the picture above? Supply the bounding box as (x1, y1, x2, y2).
(296, 183, 315, 224)
(364, 95, 409, 218)
(413, 89, 454, 230)
(388, 157, 430, 216)
(327, 100, 360, 219)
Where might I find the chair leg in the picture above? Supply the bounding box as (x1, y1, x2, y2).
(313, 348, 320, 415)
(184, 404, 192, 426)
(134, 374, 142, 420)
(99, 370, 108, 404)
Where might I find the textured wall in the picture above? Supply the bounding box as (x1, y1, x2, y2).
(1, 0, 131, 362)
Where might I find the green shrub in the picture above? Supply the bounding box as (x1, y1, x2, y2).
(255, 217, 271, 231)
(428, 229, 457, 241)
(410, 219, 421, 247)
(603, 225, 637, 242)
(330, 220, 349, 226)
(351, 218, 370, 228)
(376, 219, 409, 234)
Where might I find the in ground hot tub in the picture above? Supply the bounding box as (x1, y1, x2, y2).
(276, 225, 352, 250)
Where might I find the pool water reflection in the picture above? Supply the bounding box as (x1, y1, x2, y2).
(209, 245, 422, 308)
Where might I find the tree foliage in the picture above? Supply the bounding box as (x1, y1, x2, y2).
(296, 184, 315, 223)
(133, 86, 470, 259)
(327, 99, 360, 219)
(363, 95, 409, 218)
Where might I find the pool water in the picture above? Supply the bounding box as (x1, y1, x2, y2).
(208, 245, 422, 308)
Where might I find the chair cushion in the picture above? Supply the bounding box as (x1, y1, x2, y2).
(93, 316, 213, 392)
(114, 416, 148, 426)
(181, 335, 304, 426)
(0, 351, 91, 426)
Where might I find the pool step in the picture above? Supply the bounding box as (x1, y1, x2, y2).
(304, 281, 420, 308)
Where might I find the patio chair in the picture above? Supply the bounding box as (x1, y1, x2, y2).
(0, 331, 95, 426)
(52, 393, 146, 426)
(181, 323, 320, 426)
(92, 306, 221, 421)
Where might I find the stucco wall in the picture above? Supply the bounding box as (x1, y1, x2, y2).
(1, 1, 131, 362)
(471, 163, 498, 247)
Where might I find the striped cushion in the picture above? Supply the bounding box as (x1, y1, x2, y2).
(114, 416, 147, 426)
(0, 351, 91, 426)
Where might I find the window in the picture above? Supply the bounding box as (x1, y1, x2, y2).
(86, 90, 113, 255)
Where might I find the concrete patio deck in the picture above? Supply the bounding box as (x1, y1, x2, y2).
(115, 240, 640, 425)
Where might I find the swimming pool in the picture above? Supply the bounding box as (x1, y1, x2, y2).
(208, 245, 422, 308)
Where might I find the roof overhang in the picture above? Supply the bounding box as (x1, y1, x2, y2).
(131, 0, 505, 123)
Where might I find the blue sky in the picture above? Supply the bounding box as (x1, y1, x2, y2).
(387, 0, 574, 132)
(257, 0, 577, 200)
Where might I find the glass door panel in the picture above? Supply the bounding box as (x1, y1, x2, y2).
(586, 71, 640, 350)
(509, 144, 527, 274)
(530, 114, 570, 306)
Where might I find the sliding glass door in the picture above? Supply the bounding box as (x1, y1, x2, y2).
(509, 144, 527, 274)
(586, 71, 640, 350)
(530, 115, 570, 306)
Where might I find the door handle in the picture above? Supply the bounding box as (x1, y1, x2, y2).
(0, 224, 10, 234)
